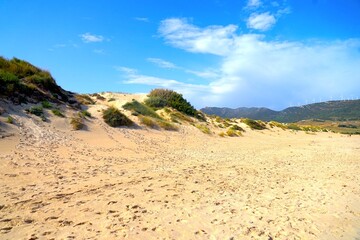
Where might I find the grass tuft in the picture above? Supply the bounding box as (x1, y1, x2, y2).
(242, 118, 267, 130)
(70, 116, 83, 130)
(6, 116, 14, 124)
(103, 107, 133, 127)
(52, 109, 65, 118)
(196, 124, 211, 134)
(123, 99, 161, 119)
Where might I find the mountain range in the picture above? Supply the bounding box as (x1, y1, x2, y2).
(201, 100, 360, 122)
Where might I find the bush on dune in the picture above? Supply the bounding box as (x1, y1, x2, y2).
(242, 118, 267, 130)
(145, 89, 204, 120)
(102, 107, 133, 127)
(123, 99, 161, 119)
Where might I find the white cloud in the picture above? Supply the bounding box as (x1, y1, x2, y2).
(159, 18, 237, 56)
(153, 18, 360, 109)
(186, 69, 220, 79)
(116, 66, 209, 99)
(247, 12, 276, 31)
(80, 33, 105, 43)
(147, 58, 178, 69)
(115, 66, 137, 74)
(247, 0, 262, 8)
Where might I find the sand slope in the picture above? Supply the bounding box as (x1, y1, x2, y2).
(0, 100, 360, 240)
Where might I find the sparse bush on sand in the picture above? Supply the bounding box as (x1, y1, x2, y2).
(80, 110, 91, 118)
(269, 121, 287, 130)
(196, 124, 211, 134)
(123, 100, 161, 119)
(102, 107, 133, 127)
(145, 89, 204, 120)
(70, 116, 84, 130)
(287, 124, 302, 131)
(218, 132, 225, 137)
(226, 127, 243, 137)
(41, 100, 53, 109)
(229, 124, 244, 132)
(26, 105, 46, 121)
(139, 116, 159, 129)
(75, 94, 95, 105)
(6, 116, 14, 124)
(242, 118, 267, 130)
(157, 119, 178, 131)
(52, 109, 65, 118)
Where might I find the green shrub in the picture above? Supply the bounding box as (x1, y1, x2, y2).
(107, 98, 116, 102)
(102, 107, 133, 127)
(123, 100, 161, 119)
(6, 116, 14, 124)
(70, 116, 83, 130)
(80, 110, 91, 118)
(26, 106, 44, 117)
(157, 119, 178, 131)
(170, 111, 194, 123)
(287, 124, 302, 131)
(75, 94, 95, 105)
(226, 128, 239, 137)
(218, 132, 225, 137)
(145, 89, 198, 117)
(139, 116, 159, 129)
(52, 109, 65, 118)
(144, 96, 167, 109)
(196, 124, 211, 134)
(269, 121, 287, 130)
(242, 118, 267, 130)
(41, 100, 53, 109)
(229, 124, 244, 132)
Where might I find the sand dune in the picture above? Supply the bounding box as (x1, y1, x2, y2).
(0, 99, 360, 240)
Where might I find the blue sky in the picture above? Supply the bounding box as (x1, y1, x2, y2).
(1, 0, 360, 110)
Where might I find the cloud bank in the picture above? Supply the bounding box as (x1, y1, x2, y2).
(122, 16, 360, 109)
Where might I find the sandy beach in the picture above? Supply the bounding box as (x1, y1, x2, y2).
(0, 100, 360, 240)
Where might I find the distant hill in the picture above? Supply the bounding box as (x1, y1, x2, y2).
(0, 56, 75, 104)
(201, 100, 360, 122)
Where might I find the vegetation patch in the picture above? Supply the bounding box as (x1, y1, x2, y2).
(70, 116, 84, 130)
(287, 124, 302, 131)
(242, 118, 267, 130)
(139, 116, 159, 129)
(0, 57, 70, 103)
(123, 100, 161, 119)
(229, 124, 245, 132)
(269, 121, 287, 130)
(90, 93, 106, 101)
(80, 110, 92, 118)
(103, 107, 133, 127)
(196, 124, 211, 134)
(145, 89, 204, 120)
(41, 100, 53, 109)
(218, 132, 225, 137)
(170, 111, 194, 123)
(75, 94, 95, 105)
(51, 109, 65, 118)
(157, 119, 178, 131)
(6, 116, 14, 124)
(226, 128, 241, 137)
(107, 98, 116, 102)
(26, 106, 46, 121)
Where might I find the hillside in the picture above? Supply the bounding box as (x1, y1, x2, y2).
(0, 57, 75, 105)
(202, 100, 360, 122)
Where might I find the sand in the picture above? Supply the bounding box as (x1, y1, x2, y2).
(0, 100, 360, 240)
